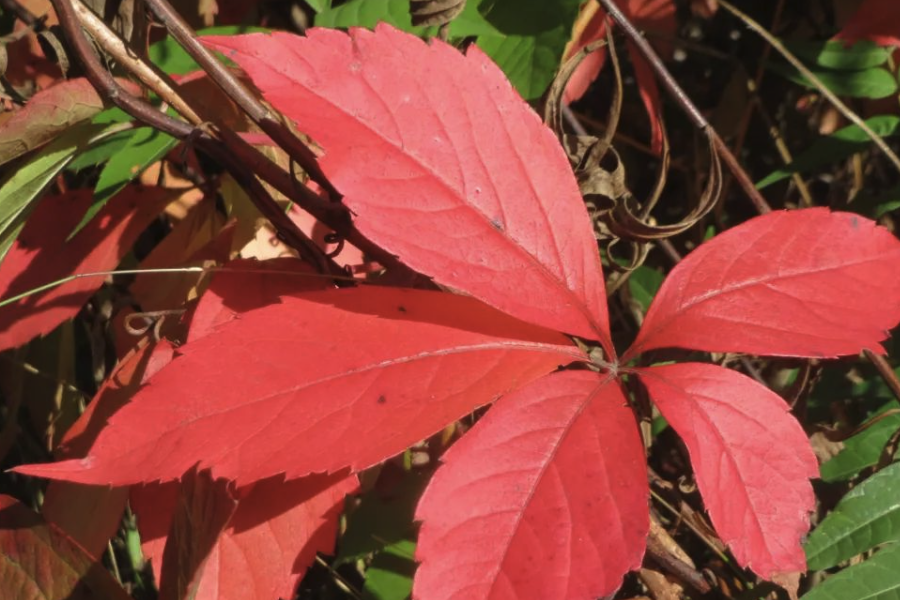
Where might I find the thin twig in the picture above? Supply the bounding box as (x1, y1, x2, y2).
(50, 0, 403, 276)
(143, 0, 340, 199)
(596, 0, 772, 214)
(864, 350, 900, 404)
(72, 0, 202, 125)
(718, 0, 900, 177)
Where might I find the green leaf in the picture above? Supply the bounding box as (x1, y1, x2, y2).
(316, 0, 425, 31)
(806, 462, 900, 570)
(306, 0, 331, 12)
(67, 128, 134, 172)
(315, 0, 580, 101)
(628, 266, 664, 314)
(150, 25, 269, 74)
(0, 122, 107, 264)
(467, 0, 581, 101)
(71, 127, 178, 237)
(851, 185, 900, 219)
(820, 401, 900, 482)
(757, 115, 900, 189)
(362, 539, 416, 600)
(784, 39, 891, 71)
(801, 543, 900, 600)
(770, 62, 898, 99)
(337, 470, 428, 564)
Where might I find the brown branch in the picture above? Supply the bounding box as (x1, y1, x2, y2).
(50, 0, 404, 276)
(143, 0, 340, 199)
(595, 0, 772, 215)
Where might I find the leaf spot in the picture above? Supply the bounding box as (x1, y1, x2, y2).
(398, 305, 407, 313)
(377, 395, 387, 405)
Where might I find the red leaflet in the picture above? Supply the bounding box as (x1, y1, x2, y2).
(637, 363, 818, 580)
(15, 287, 583, 486)
(134, 472, 355, 600)
(202, 25, 612, 348)
(627, 209, 900, 359)
(415, 371, 648, 600)
(835, 0, 900, 48)
(191, 473, 356, 600)
(186, 257, 332, 342)
(0, 186, 174, 352)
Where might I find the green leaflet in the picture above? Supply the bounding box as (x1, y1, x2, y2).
(820, 401, 900, 482)
(784, 40, 891, 71)
(70, 127, 178, 238)
(315, 0, 581, 101)
(801, 543, 900, 600)
(362, 539, 416, 600)
(316, 0, 426, 31)
(757, 116, 900, 189)
(150, 25, 270, 75)
(628, 265, 664, 314)
(0, 122, 107, 264)
(769, 61, 898, 99)
(337, 470, 427, 564)
(806, 462, 900, 570)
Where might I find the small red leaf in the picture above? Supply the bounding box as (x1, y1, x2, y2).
(0, 495, 132, 600)
(158, 470, 238, 600)
(202, 25, 612, 346)
(627, 209, 900, 359)
(835, 0, 900, 48)
(564, 0, 675, 153)
(415, 371, 648, 600)
(0, 186, 174, 352)
(133, 472, 357, 600)
(15, 287, 583, 487)
(194, 473, 356, 600)
(637, 363, 818, 578)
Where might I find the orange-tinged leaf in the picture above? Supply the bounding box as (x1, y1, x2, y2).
(637, 363, 818, 579)
(626, 209, 900, 359)
(202, 25, 612, 347)
(415, 371, 649, 600)
(0, 186, 174, 352)
(0, 494, 132, 600)
(0, 78, 115, 165)
(15, 287, 584, 487)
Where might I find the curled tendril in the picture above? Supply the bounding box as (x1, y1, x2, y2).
(125, 309, 185, 341)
